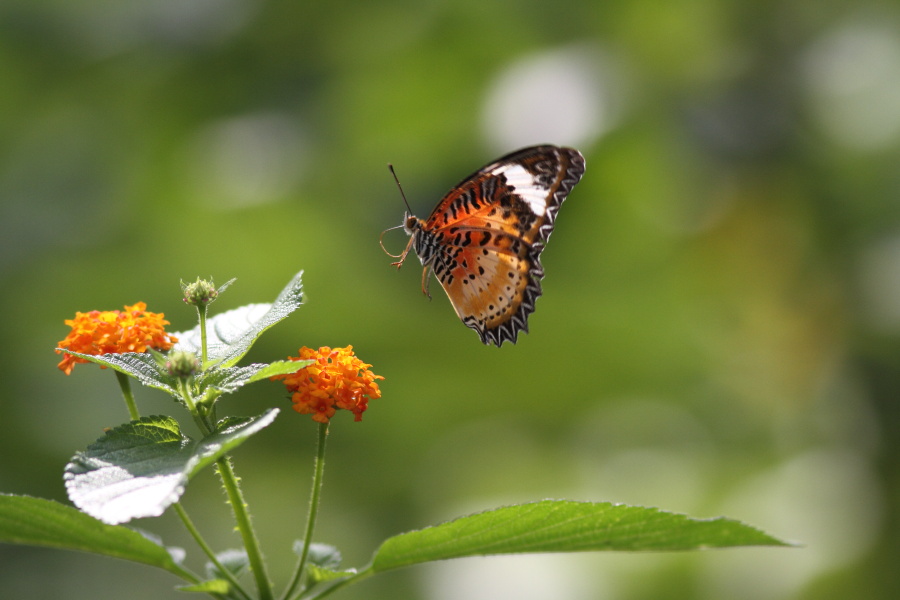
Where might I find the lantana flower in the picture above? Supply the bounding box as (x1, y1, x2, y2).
(271, 345, 383, 423)
(56, 302, 178, 375)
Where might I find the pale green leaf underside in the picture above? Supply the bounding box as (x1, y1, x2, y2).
(0, 494, 192, 580)
(372, 500, 792, 572)
(55, 350, 177, 394)
(65, 410, 279, 524)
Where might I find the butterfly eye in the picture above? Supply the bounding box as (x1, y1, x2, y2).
(405, 215, 419, 230)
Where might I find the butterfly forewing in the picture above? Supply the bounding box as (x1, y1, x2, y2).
(406, 145, 585, 346)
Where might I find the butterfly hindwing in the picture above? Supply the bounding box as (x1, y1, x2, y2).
(403, 145, 585, 346)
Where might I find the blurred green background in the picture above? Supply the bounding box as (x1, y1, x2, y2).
(1, 0, 898, 598)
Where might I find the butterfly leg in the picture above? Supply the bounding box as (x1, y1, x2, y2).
(390, 236, 416, 269)
(420, 266, 433, 300)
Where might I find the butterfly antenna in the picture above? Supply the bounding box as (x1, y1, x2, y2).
(382, 163, 417, 266)
(388, 164, 414, 214)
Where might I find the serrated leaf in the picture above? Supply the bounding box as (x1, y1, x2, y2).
(252, 359, 315, 380)
(65, 409, 279, 524)
(174, 270, 303, 368)
(371, 500, 792, 572)
(54, 350, 178, 395)
(211, 411, 278, 438)
(197, 359, 313, 396)
(0, 495, 192, 580)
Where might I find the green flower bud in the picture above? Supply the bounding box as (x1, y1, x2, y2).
(166, 350, 200, 379)
(181, 278, 219, 306)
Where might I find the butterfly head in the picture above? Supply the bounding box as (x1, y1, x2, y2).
(402, 212, 421, 235)
(380, 212, 422, 270)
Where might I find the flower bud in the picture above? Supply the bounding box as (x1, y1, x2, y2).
(181, 278, 219, 306)
(166, 350, 200, 379)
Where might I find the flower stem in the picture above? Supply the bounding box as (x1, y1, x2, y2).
(197, 304, 209, 365)
(173, 502, 253, 600)
(217, 455, 274, 600)
(114, 370, 140, 421)
(180, 379, 264, 596)
(282, 421, 329, 600)
(175, 377, 218, 437)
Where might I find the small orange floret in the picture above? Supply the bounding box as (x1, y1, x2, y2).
(271, 345, 383, 423)
(56, 302, 178, 374)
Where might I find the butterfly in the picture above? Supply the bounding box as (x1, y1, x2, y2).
(384, 145, 585, 346)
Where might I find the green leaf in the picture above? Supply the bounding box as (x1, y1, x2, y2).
(252, 359, 315, 380)
(54, 350, 178, 395)
(371, 500, 792, 572)
(177, 579, 231, 594)
(0, 494, 193, 580)
(197, 359, 313, 396)
(291, 542, 355, 583)
(174, 270, 304, 369)
(307, 564, 357, 584)
(65, 409, 279, 524)
(300, 542, 343, 570)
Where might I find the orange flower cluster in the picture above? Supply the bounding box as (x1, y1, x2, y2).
(271, 346, 383, 423)
(56, 302, 178, 375)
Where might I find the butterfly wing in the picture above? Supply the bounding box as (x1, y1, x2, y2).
(417, 145, 585, 346)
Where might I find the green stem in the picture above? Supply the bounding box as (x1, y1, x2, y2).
(175, 377, 217, 436)
(282, 421, 329, 600)
(178, 378, 197, 413)
(114, 370, 140, 421)
(178, 379, 268, 597)
(197, 304, 209, 365)
(177, 378, 208, 432)
(174, 502, 253, 600)
(218, 456, 274, 600)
